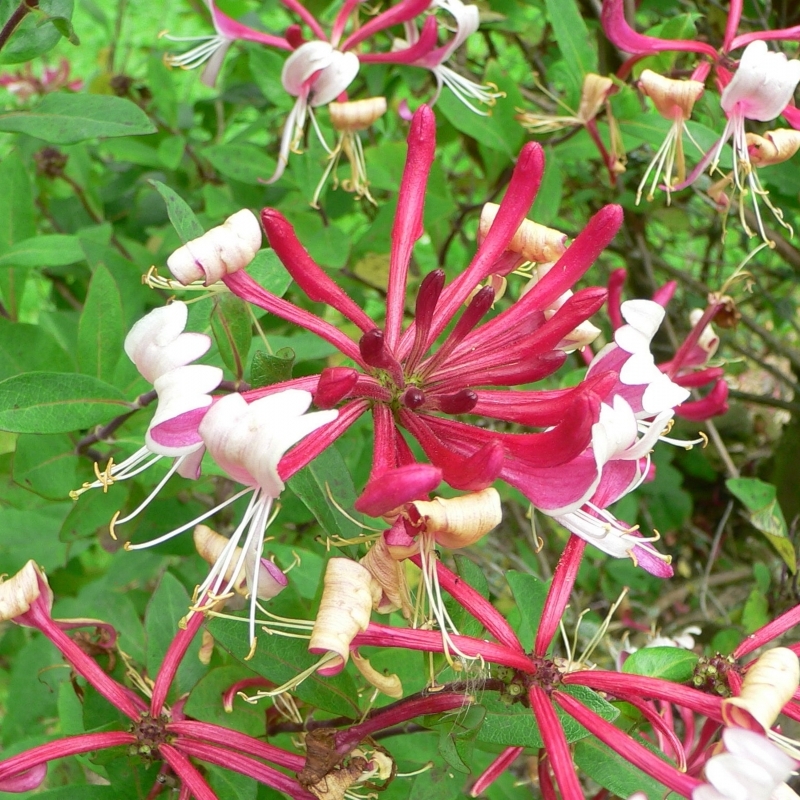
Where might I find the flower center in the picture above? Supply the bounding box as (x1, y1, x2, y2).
(129, 712, 171, 762)
(691, 653, 739, 697)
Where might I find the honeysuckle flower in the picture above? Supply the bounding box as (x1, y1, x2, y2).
(162, 0, 291, 87)
(0, 59, 82, 102)
(71, 304, 223, 501)
(0, 563, 312, 798)
(131, 389, 338, 654)
(312, 96, 388, 207)
(397, 0, 503, 113)
(167, 209, 262, 286)
(518, 72, 626, 184)
(693, 727, 799, 800)
(637, 69, 705, 202)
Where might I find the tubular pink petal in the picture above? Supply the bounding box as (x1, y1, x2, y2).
(735, 604, 800, 659)
(601, 0, 717, 58)
(554, 691, 702, 796)
(0, 763, 46, 792)
(431, 389, 478, 414)
(341, 0, 432, 52)
(652, 280, 678, 307)
(432, 350, 568, 390)
(160, 744, 218, 800)
(518, 205, 623, 312)
(173, 739, 314, 799)
(358, 328, 404, 385)
(564, 670, 724, 719)
(673, 366, 725, 388)
(426, 558, 523, 652)
(355, 463, 442, 517)
(314, 367, 360, 408)
(414, 143, 546, 350)
(675, 380, 729, 421)
(260, 209, 375, 332)
(731, 27, 800, 51)
(166, 720, 305, 771)
(607, 268, 626, 329)
(528, 686, 583, 799)
(470, 746, 524, 797)
(0, 732, 136, 787)
(278, 400, 368, 482)
(354, 622, 535, 672)
(781, 103, 800, 130)
(330, 0, 361, 47)
(385, 105, 437, 349)
(151, 609, 204, 716)
(209, 3, 292, 49)
(223, 271, 363, 363)
(360, 16, 439, 64)
(406, 268, 446, 370)
(536, 535, 585, 655)
(723, 0, 744, 52)
(279, 0, 327, 41)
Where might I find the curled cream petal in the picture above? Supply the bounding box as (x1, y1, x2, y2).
(639, 69, 704, 121)
(360, 534, 414, 618)
(309, 558, 380, 675)
(351, 651, 403, 698)
(408, 488, 502, 549)
(722, 647, 800, 733)
(0, 560, 52, 623)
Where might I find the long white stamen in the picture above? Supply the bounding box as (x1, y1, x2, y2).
(163, 35, 226, 70)
(114, 456, 186, 529)
(125, 486, 252, 550)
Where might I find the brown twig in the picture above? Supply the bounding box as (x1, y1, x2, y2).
(0, 0, 38, 54)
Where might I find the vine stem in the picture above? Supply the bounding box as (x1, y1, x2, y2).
(0, 0, 38, 54)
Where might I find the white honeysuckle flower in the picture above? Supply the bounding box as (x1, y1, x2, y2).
(267, 42, 360, 185)
(593, 397, 675, 465)
(721, 40, 800, 122)
(707, 41, 800, 242)
(123, 301, 210, 384)
(71, 307, 221, 502)
(167, 209, 262, 286)
(692, 727, 799, 800)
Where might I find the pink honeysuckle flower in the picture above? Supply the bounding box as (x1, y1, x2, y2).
(70, 304, 223, 501)
(162, 0, 291, 87)
(0, 561, 314, 798)
(140, 389, 338, 653)
(165, 0, 496, 184)
(154, 104, 693, 578)
(0, 58, 82, 102)
(396, 0, 504, 114)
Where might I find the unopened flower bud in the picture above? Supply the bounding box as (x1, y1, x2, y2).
(577, 73, 614, 123)
(639, 70, 704, 121)
(354, 464, 442, 518)
(329, 96, 387, 132)
(309, 558, 380, 675)
(722, 647, 800, 733)
(0, 560, 52, 623)
(314, 367, 359, 409)
(407, 488, 502, 549)
(480, 203, 568, 263)
(167, 209, 262, 285)
(746, 129, 800, 167)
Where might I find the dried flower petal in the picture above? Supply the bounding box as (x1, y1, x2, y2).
(0, 560, 51, 623)
(407, 487, 502, 549)
(479, 202, 568, 263)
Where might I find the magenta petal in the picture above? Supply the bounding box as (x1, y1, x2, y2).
(630, 537, 675, 578)
(314, 367, 360, 408)
(210, 3, 291, 49)
(730, 27, 800, 51)
(675, 380, 729, 421)
(354, 463, 442, 516)
(149, 405, 208, 449)
(360, 16, 439, 65)
(601, 0, 717, 58)
(0, 763, 47, 792)
(341, 0, 431, 52)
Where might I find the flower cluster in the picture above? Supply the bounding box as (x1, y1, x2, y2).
(602, 0, 800, 243)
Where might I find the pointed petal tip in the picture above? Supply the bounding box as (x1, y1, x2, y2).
(355, 463, 443, 517)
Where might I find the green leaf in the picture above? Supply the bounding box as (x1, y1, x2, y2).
(78, 264, 124, 381)
(12, 433, 79, 499)
(727, 477, 795, 573)
(203, 142, 277, 185)
(574, 738, 670, 800)
(209, 616, 360, 718)
(434, 705, 485, 774)
(0, 150, 35, 248)
(250, 347, 295, 388)
(0, 0, 73, 64)
(0, 372, 128, 433)
(622, 646, 699, 683)
(742, 587, 770, 634)
(506, 570, 548, 650)
(544, 0, 597, 81)
(437, 89, 516, 158)
(151, 180, 205, 243)
(477, 685, 618, 748)
(184, 666, 267, 736)
(0, 317, 74, 380)
(145, 571, 206, 699)
(0, 94, 156, 143)
(207, 764, 258, 800)
(288, 445, 362, 541)
(210, 293, 253, 380)
(0, 234, 84, 268)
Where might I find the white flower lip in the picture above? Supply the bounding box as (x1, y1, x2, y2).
(721, 40, 800, 122)
(124, 301, 211, 384)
